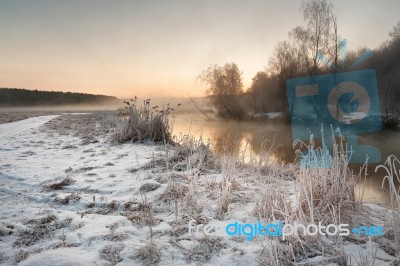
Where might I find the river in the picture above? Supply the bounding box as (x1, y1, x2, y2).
(172, 113, 400, 208)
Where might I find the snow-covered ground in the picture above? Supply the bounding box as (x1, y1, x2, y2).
(0, 114, 398, 265)
(0, 114, 163, 265)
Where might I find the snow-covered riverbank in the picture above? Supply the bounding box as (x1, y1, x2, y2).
(0, 114, 398, 265)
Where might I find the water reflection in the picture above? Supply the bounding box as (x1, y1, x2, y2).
(172, 114, 400, 207)
(173, 114, 295, 162)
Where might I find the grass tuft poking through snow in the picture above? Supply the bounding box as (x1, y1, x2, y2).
(293, 132, 356, 224)
(112, 98, 179, 144)
(45, 177, 76, 190)
(13, 214, 73, 247)
(376, 154, 400, 259)
(99, 244, 125, 265)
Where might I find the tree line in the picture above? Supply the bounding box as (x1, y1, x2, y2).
(0, 88, 119, 107)
(199, 0, 400, 127)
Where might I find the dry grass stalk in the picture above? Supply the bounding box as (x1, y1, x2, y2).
(113, 98, 177, 144)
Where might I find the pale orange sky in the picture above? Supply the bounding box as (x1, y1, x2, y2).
(0, 0, 399, 98)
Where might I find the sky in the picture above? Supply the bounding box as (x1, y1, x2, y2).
(0, 0, 399, 98)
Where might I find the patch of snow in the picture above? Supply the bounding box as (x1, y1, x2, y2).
(266, 112, 283, 119)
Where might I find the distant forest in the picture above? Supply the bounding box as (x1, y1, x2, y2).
(0, 88, 119, 107)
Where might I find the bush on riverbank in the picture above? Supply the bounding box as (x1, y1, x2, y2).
(113, 98, 175, 144)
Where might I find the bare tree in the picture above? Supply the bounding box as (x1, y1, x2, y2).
(389, 21, 400, 41)
(323, 13, 347, 73)
(289, 0, 333, 76)
(249, 71, 274, 113)
(268, 41, 300, 79)
(198, 63, 245, 119)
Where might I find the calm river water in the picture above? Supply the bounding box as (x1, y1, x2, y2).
(172, 113, 400, 207)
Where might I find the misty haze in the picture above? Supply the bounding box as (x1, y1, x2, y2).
(0, 0, 399, 265)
